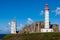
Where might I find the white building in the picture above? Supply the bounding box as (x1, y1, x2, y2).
(9, 20, 16, 34)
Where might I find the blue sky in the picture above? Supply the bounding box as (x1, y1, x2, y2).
(0, 0, 60, 34)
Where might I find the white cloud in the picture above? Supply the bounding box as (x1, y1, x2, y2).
(20, 24, 23, 27)
(4, 27, 10, 31)
(8, 22, 11, 25)
(40, 10, 44, 15)
(0, 27, 10, 32)
(56, 7, 60, 14)
(52, 7, 60, 15)
(17, 24, 24, 31)
(27, 18, 33, 24)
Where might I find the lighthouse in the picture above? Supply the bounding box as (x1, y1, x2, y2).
(8, 20, 16, 34)
(45, 4, 49, 29)
(11, 20, 16, 34)
(41, 4, 53, 32)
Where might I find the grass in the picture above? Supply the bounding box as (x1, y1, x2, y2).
(2, 32, 60, 40)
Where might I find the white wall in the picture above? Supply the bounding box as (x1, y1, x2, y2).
(11, 21, 16, 34)
(41, 28, 53, 32)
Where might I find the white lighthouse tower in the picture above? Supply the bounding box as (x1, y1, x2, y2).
(11, 20, 16, 34)
(9, 20, 16, 34)
(41, 4, 53, 32)
(45, 4, 49, 29)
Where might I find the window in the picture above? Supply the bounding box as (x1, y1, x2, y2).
(41, 25, 44, 28)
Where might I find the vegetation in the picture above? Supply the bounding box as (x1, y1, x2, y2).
(2, 32, 60, 40)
